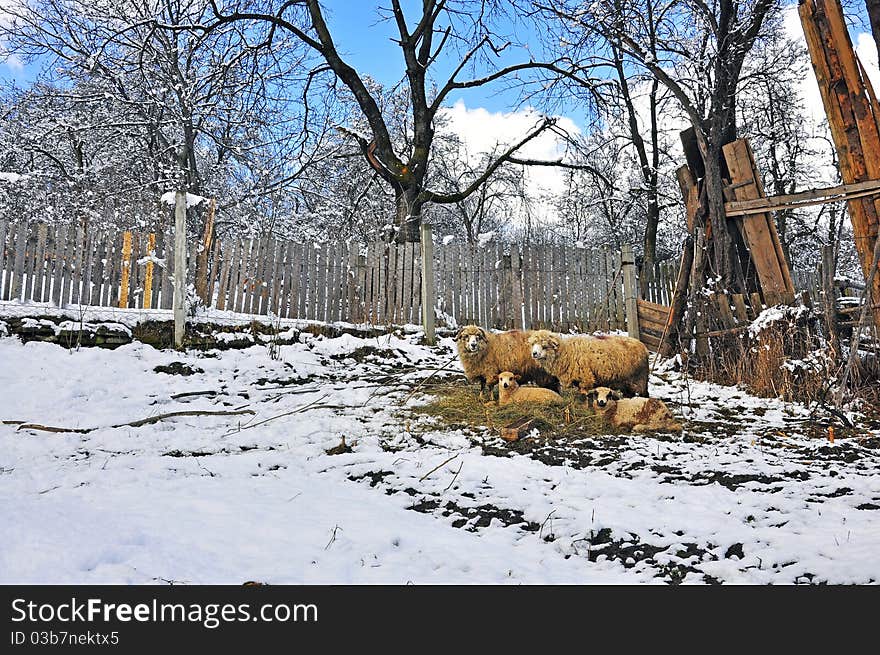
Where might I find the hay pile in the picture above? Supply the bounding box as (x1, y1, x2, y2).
(413, 383, 608, 438)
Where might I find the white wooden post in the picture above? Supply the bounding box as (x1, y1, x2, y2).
(173, 190, 187, 348)
(420, 223, 436, 345)
(621, 243, 640, 339)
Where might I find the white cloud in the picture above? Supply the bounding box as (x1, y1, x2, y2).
(439, 99, 582, 201)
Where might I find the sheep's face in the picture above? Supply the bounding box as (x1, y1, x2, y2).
(587, 386, 623, 408)
(497, 371, 520, 390)
(529, 330, 560, 362)
(456, 326, 488, 354)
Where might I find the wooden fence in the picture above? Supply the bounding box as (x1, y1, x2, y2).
(0, 220, 631, 332)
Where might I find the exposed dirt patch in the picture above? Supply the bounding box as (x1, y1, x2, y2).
(154, 362, 203, 376)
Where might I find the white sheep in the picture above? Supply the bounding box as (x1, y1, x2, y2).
(527, 329, 649, 397)
(496, 371, 564, 406)
(454, 325, 559, 397)
(586, 386, 682, 433)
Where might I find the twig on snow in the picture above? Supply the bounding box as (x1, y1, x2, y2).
(15, 409, 256, 435)
(418, 453, 460, 482)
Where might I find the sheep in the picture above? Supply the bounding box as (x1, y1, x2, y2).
(454, 325, 560, 397)
(527, 329, 649, 398)
(586, 386, 682, 433)
(496, 372, 564, 406)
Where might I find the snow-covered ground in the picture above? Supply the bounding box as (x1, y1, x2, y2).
(1, 329, 879, 584)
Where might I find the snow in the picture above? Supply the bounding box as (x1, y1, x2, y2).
(477, 231, 495, 247)
(442, 235, 455, 245)
(1, 330, 879, 584)
(159, 191, 208, 208)
(0, 172, 28, 184)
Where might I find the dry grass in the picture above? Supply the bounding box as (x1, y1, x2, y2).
(412, 383, 608, 438)
(692, 313, 880, 405)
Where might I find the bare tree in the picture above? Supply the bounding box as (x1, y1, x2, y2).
(1, 0, 331, 233)
(191, 0, 589, 242)
(542, 0, 782, 293)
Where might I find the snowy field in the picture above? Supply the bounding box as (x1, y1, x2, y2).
(1, 329, 879, 585)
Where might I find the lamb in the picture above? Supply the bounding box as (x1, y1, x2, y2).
(454, 325, 560, 396)
(527, 329, 649, 398)
(586, 386, 682, 433)
(496, 372, 564, 406)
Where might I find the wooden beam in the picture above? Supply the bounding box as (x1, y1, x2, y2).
(725, 178, 880, 216)
(723, 139, 795, 301)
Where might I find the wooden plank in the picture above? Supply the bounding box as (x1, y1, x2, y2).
(71, 226, 86, 305)
(234, 238, 252, 314)
(294, 242, 307, 319)
(119, 231, 132, 308)
(286, 242, 301, 319)
(731, 294, 749, 322)
(109, 230, 125, 308)
(500, 417, 538, 442)
(214, 239, 231, 311)
(749, 292, 764, 319)
(0, 219, 7, 300)
(637, 300, 671, 326)
(304, 242, 316, 320)
(50, 224, 68, 306)
(725, 178, 880, 216)
(30, 223, 48, 302)
(260, 236, 276, 315)
(268, 239, 283, 316)
(235, 237, 252, 314)
(23, 224, 38, 302)
(640, 332, 663, 351)
(142, 233, 155, 309)
(715, 293, 737, 329)
(226, 238, 244, 313)
(88, 230, 104, 306)
(253, 236, 270, 315)
(345, 245, 359, 323)
(159, 228, 173, 310)
(278, 241, 292, 318)
(206, 233, 221, 307)
(36, 223, 52, 302)
(57, 225, 75, 306)
(723, 139, 793, 301)
(81, 230, 96, 307)
(2, 221, 20, 301)
(322, 241, 335, 323)
(10, 221, 28, 302)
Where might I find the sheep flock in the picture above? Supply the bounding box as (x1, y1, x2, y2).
(453, 325, 681, 434)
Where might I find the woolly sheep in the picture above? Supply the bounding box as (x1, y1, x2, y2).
(454, 325, 560, 396)
(527, 329, 649, 397)
(586, 386, 682, 433)
(496, 372, 564, 406)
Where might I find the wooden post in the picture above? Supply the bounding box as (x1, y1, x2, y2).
(420, 223, 436, 345)
(195, 198, 216, 305)
(173, 191, 187, 348)
(621, 244, 640, 339)
(821, 245, 841, 355)
(118, 231, 132, 308)
(659, 236, 694, 357)
(800, 0, 880, 331)
(143, 232, 156, 310)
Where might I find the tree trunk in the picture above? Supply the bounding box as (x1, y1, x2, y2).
(394, 187, 422, 243)
(640, 199, 659, 298)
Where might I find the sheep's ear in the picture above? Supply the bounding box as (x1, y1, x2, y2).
(478, 328, 487, 339)
(454, 328, 463, 340)
(612, 390, 624, 400)
(514, 374, 521, 380)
